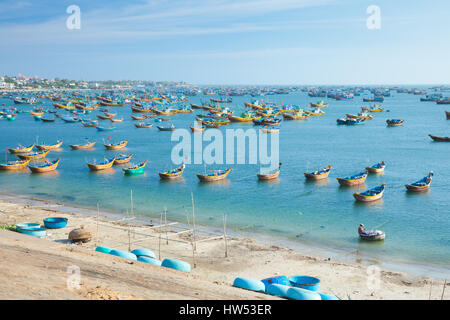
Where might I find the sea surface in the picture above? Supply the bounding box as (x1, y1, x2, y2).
(0, 88, 449, 277)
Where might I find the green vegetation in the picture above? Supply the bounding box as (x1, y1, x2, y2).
(0, 224, 16, 232)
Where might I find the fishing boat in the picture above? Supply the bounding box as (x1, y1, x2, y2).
(260, 126, 279, 133)
(386, 119, 404, 127)
(70, 140, 96, 150)
(97, 114, 113, 120)
(0, 159, 30, 171)
(41, 117, 56, 123)
(30, 111, 44, 117)
(110, 117, 123, 123)
(359, 230, 386, 241)
(346, 113, 373, 120)
(103, 112, 117, 118)
(28, 158, 60, 173)
(305, 109, 325, 116)
(87, 157, 116, 171)
(362, 106, 384, 113)
(53, 103, 75, 110)
(304, 165, 332, 181)
(131, 105, 154, 113)
(131, 115, 146, 120)
(337, 118, 365, 125)
(114, 154, 133, 165)
(81, 120, 98, 127)
(36, 140, 63, 151)
(134, 121, 152, 128)
(446, 111, 450, 120)
(123, 160, 147, 175)
(429, 134, 450, 142)
(104, 140, 128, 150)
(257, 163, 282, 181)
(159, 164, 185, 180)
(190, 124, 205, 132)
(196, 167, 232, 182)
(353, 184, 386, 202)
(283, 112, 309, 120)
(153, 109, 177, 115)
(8, 144, 35, 154)
(96, 126, 115, 131)
(366, 161, 386, 173)
(157, 125, 176, 131)
(310, 100, 328, 108)
(405, 172, 433, 192)
(61, 116, 78, 123)
(337, 171, 368, 186)
(228, 112, 260, 122)
(17, 150, 50, 160)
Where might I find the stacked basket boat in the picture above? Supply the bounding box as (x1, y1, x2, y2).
(233, 275, 339, 300)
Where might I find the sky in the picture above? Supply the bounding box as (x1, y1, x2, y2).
(0, 0, 449, 85)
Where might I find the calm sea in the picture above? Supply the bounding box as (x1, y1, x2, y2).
(0, 89, 449, 277)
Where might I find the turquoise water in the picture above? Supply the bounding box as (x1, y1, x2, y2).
(0, 89, 449, 275)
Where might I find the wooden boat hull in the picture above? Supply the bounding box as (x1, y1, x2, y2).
(386, 119, 404, 127)
(36, 141, 63, 150)
(228, 116, 257, 122)
(159, 171, 183, 180)
(157, 126, 176, 131)
(104, 140, 128, 150)
(304, 166, 332, 181)
(283, 114, 309, 120)
(405, 184, 430, 192)
(446, 111, 450, 120)
(257, 170, 280, 181)
(17, 150, 50, 160)
(197, 168, 231, 182)
(28, 158, 60, 173)
(114, 154, 133, 165)
(429, 135, 450, 142)
(70, 141, 96, 150)
(353, 185, 385, 202)
(9, 144, 35, 154)
(0, 159, 30, 170)
(87, 158, 115, 171)
(359, 231, 385, 241)
(190, 125, 205, 132)
(337, 175, 367, 186)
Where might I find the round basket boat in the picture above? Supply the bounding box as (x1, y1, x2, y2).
(137, 256, 162, 266)
(20, 227, 47, 238)
(266, 284, 291, 298)
(287, 287, 322, 300)
(109, 249, 137, 261)
(232, 277, 265, 293)
(95, 246, 113, 254)
(43, 217, 68, 229)
(359, 230, 386, 241)
(161, 258, 191, 273)
(16, 222, 41, 232)
(289, 276, 321, 292)
(68, 227, 93, 243)
(131, 248, 156, 259)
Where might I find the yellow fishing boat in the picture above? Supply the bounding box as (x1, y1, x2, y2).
(104, 140, 128, 150)
(87, 157, 116, 171)
(304, 165, 332, 181)
(159, 164, 185, 180)
(8, 144, 35, 154)
(28, 158, 60, 173)
(36, 140, 63, 151)
(197, 167, 231, 182)
(53, 103, 75, 110)
(17, 150, 50, 160)
(0, 159, 31, 171)
(257, 163, 282, 181)
(346, 113, 374, 120)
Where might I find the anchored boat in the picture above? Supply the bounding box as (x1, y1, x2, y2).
(405, 172, 433, 192)
(159, 164, 185, 180)
(304, 165, 332, 181)
(336, 171, 368, 186)
(353, 184, 386, 202)
(87, 157, 116, 171)
(197, 167, 231, 182)
(366, 161, 386, 173)
(28, 158, 60, 173)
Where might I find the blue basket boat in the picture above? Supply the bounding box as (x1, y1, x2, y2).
(161, 258, 191, 273)
(232, 277, 265, 293)
(261, 276, 289, 289)
(131, 248, 156, 259)
(137, 256, 162, 266)
(289, 276, 320, 292)
(43, 217, 68, 229)
(16, 223, 41, 232)
(287, 287, 321, 300)
(108, 249, 137, 261)
(266, 284, 291, 298)
(19, 227, 47, 238)
(318, 292, 340, 300)
(95, 246, 113, 254)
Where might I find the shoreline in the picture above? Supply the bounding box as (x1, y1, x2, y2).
(0, 193, 449, 300)
(1, 192, 449, 280)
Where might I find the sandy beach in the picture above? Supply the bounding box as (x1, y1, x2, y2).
(0, 197, 448, 300)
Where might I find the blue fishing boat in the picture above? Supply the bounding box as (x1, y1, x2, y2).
(96, 126, 115, 131)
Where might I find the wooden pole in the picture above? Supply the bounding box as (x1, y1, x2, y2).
(191, 192, 197, 251)
(223, 213, 228, 258)
(126, 209, 131, 252)
(96, 203, 99, 247)
(441, 279, 447, 300)
(429, 280, 433, 300)
(164, 206, 168, 245)
(158, 209, 163, 260)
